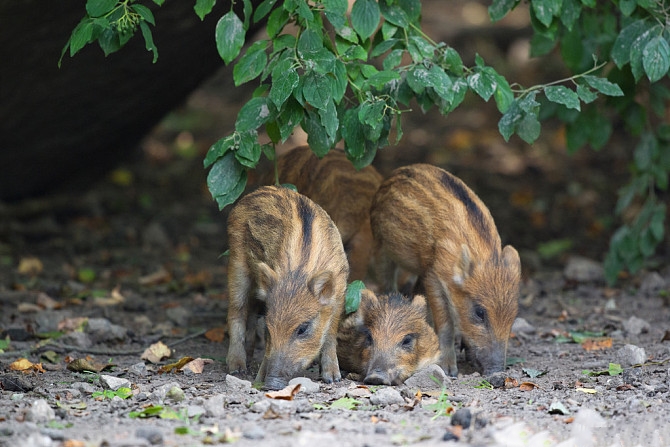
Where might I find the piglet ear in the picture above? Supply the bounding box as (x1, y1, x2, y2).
(502, 245, 521, 278)
(358, 289, 378, 315)
(453, 244, 472, 287)
(256, 262, 277, 302)
(411, 294, 429, 317)
(309, 271, 335, 305)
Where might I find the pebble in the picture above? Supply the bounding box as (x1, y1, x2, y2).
(289, 377, 320, 394)
(225, 374, 252, 391)
(0, 374, 33, 392)
(402, 364, 447, 393)
(638, 271, 666, 296)
(346, 388, 372, 399)
(187, 405, 206, 418)
(71, 382, 96, 395)
(369, 387, 404, 406)
(128, 362, 148, 377)
(623, 316, 650, 336)
(58, 331, 92, 348)
(25, 399, 55, 423)
(512, 317, 536, 334)
(251, 398, 295, 414)
(166, 386, 185, 402)
(136, 426, 164, 445)
(203, 394, 226, 418)
(20, 433, 53, 447)
(100, 375, 131, 391)
(451, 408, 472, 428)
(86, 318, 128, 343)
(616, 344, 647, 367)
(166, 306, 191, 327)
(563, 256, 605, 282)
(243, 425, 266, 440)
(486, 372, 507, 389)
(152, 382, 183, 402)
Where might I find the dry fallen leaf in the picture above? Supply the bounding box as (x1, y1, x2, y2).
(93, 285, 125, 307)
(265, 383, 301, 400)
(58, 317, 89, 332)
(139, 267, 171, 286)
(18, 257, 43, 275)
(9, 358, 45, 374)
(17, 303, 42, 313)
(205, 327, 226, 343)
(581, 338, 612, 351)
(519, 381, 539, 391)
(36, 292, 61, 310)
(158, 356, 195, 374)
(505, 377, 519, 389)
(180, 358, 214, 374)
(141, 341, 171, 364)
(66, 358, 115, 373)
(62, 440, 86, 447)
(576, 387, 597, 394)
(564, 417, 575, 424)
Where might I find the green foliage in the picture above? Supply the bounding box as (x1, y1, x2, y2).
(92, 387, 133, 400)
(582, 363, 624, 377)
(345, 280, 365, 314)
(63, 0, 670, 282)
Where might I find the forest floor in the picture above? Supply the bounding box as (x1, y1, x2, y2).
(2, 2, 670, 446)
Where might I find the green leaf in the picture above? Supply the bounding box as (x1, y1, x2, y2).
(139, 21, 158, 63)
(216, 11, 245, 64)
(468, 70, 496, 102)
(428, 65, 453, 103)
(371, 39, 400, 57)
(270, 59, 299, 108)
(492, 72, 513, 113)
(351, 0, 380, 40)
(204, 135, 236, 168)
(379, 1, 409, 27)
(643, 36, 670, 83)
(345, 280, 365, 314)
(97, 27, 121, 57)
(544, 85, 580, 110)
(278, 97, 304, 141)
(532, 0, 562, 28)
(68, 19, 95, 58)
(619, 0, 636, 16)
(523, 368, 547, 378)
(331, 60, 348, 102)
(443, 47, 464, 74)
(575, 83, 597, 103)
(194, 0, 216, 20)
(330, 397, 361, 410)
(319, 99, 339, 140)
(302, 72, 333, 110)
(234, 41, 267, 86)
(132, 4, 155, 25)
(630, 24, 660, 81)
(302, 110, 334, 157)
(364, 70, 401, 90)
(266, 7, 289, 39)
(611, 19, 651, 68)
(341, 107, 366, 158)
(608, 363, 624, 375)
(235, 97, 271, 132)
(235, 132, 262, 168)
(253, 0, 278, 23)
(383, 49, 404, 70)
(559, 0, 580, 31)
(489, 0, 519, 22)
(581, 75, 624, 96)
(86, 0, 117, 17)
(298, 29, 324, 58)
(206, 152, 247, 210)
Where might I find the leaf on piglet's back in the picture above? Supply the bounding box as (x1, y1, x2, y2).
(141, 341, 171, 364)
(265, 383, 301, 400)
(158, 356, 194, 374)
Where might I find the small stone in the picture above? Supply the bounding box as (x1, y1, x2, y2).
(638, 272, 666, 296)
(443, 430, 459, 441)
(564, 256, 605, 282)
(451, 408, 472, 428)
(616, 344, 647, 367)
(289, 377, 320, 394)
(25, 399, 55, 423)
(166, 386, 185, 402)
(0, 374, 33, 392)
(346, 388, 372, 399)
(128, 362, 148, 377)
(369, 387, 404, 406)
(100, 375, 131, 391)
(166, 306, 191, 327)
(58, 331, 92, 348)
(152, 382, 182, 402)
(21, 433, 53, 447)
(250, 399, 295, 414)
(486, 372, 506, 389)
(187, 405, 205, 418)
(474, 415, 488, 429)
(86, 318, 128, 343)
(136, 427, 164, 445)
(243, 426, 265, 440)
(512, 317, 536, 334)
(623, 316, 650, 336)
(203, 394, 226, 418)
(71, 382, 96, 395)
(225, 374, 252, 391)
(572, 408, 606, 430)
(403, 364, 447, 392)
(374, 426, 387, 434)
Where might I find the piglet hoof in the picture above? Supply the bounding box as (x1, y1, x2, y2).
(321, 370, 342, 384)
(440, 363, 458, 378)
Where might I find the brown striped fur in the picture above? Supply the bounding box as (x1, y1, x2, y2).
(264, 146, 383, 280)
(370, 164, 520, 376)
(337, 290, 440, 385)
(226, 186, 349, 389)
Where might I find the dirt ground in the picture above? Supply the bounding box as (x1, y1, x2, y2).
(2, 2, 670, 446)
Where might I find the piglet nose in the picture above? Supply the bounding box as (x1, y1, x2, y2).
(364, 369, 392, 386)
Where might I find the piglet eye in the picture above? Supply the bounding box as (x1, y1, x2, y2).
(473, 304, 487, 323)
(295, 322, 311, 338)
(401, 334, 415, 350)
(360, 327, 373, 347)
